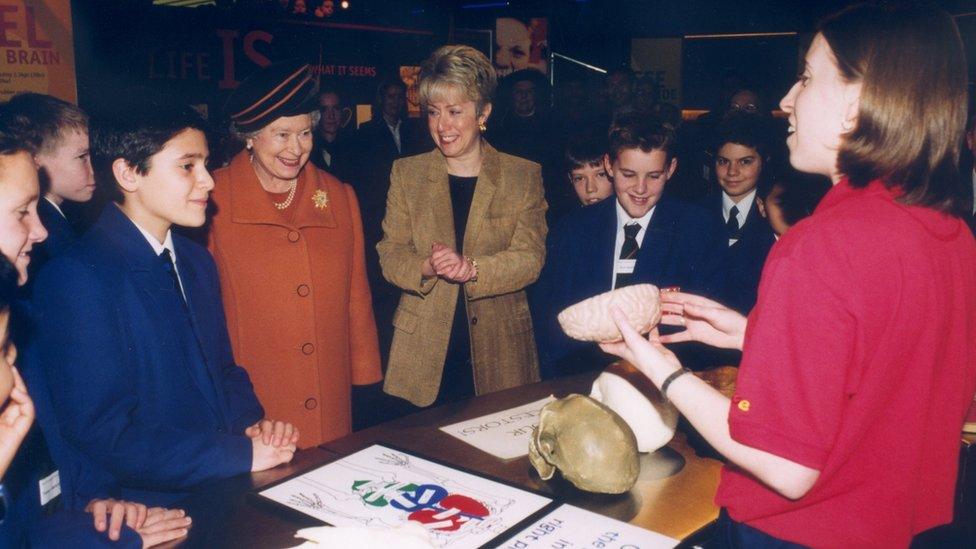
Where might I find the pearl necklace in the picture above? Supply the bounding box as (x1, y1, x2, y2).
(249, 153, 298, 210)
(273, 181, 298, 210)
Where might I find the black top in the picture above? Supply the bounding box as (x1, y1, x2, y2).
(436, 174, 479, 406)
(448, 175, 478, 251)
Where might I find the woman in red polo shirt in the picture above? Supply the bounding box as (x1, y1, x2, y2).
(602, 4, 976, 548)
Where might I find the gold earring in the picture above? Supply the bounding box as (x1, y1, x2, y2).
(478, 122, 487, 133)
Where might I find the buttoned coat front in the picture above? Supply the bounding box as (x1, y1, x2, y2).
(378, 144, 547, 406)
(209, 151, 382, 447)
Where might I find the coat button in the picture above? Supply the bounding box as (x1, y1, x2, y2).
(304, 398, 317, 410)
(470, 316, 478, 326)
(302, 343, 315, 355)
(287, 230, 300, 242)
(297, 284, 310, 297)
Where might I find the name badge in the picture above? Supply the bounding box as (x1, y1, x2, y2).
(616, 259, 636, 275)
(39, 470, 60, 506)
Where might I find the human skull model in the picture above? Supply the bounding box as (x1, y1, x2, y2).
(590, 362, 678, 453)
(528, 394, 639, 494)
(557, 284, 662, 342)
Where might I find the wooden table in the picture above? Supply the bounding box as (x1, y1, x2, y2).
(175, 373, 723, 547)
(320, 373, 723, 542)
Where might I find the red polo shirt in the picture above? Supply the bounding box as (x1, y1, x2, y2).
(716, 179, 976, 548)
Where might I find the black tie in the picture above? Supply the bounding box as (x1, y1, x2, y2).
(615, 223, 641, 288)
(160, 249, 186, 307)
(726, 205, 740, 239)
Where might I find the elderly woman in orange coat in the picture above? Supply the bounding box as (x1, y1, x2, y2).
(209, 60, 382, 447)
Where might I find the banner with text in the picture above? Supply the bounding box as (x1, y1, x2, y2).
(0, 0, 76, 102)
(630, 38, 682, 107)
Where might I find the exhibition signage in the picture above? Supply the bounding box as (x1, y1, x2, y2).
(439, 397, 555, 460)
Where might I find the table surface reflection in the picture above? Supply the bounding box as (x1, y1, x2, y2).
(173, 373, 722, 548)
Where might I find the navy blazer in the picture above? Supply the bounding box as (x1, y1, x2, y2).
(0, 367, 142, 548)
(531, 196, 729, 379)
(37, 199, 77, 257)
(707, 193, 776, 314)
(30, 204, 263, 506)
(23, 199, 79, 295)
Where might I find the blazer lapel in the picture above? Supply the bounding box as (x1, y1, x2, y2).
(99, 206, 224, 421)
(173, 241, 228, 424)
(462, 145, 499, 253)
(597, 199, 619, 291)
(636, 199, 677, 282)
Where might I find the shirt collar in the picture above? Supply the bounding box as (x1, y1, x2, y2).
(615, 199, 655, 232)
(722, 189, 756, 221)
(133, 222, 176, 260)
(44, 197, 66, 218)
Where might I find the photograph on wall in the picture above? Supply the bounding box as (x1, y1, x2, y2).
(494, 17, 549, 77)
(400, 65, 421, 116)
(259, 444, 553, 548)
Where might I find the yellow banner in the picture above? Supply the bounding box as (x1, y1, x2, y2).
(0, 0, 76, 103)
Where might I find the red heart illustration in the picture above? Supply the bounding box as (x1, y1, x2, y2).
(407, 494, 489, 532)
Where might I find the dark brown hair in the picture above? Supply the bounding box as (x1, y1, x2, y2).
(824, 3, 968, 215)
(607, 115, 676, 162)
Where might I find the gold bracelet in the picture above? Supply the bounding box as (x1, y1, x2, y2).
(465, 256, 479, 281)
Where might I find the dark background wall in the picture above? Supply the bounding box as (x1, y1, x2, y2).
(70, 0, 976, 120)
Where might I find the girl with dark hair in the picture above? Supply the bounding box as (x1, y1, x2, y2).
(602, 4, 976, 547)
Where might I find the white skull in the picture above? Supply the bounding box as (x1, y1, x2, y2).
(528, 394, 639, 494)
(590, 362, 678, 453)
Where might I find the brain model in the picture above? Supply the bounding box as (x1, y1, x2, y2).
(557, 284, 662, 342)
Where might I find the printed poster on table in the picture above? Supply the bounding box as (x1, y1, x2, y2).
(0, 0, 76, 103)
(258, 444, 553, 548)
(497, 504, 679, 549)
(439, 396, 554, 460)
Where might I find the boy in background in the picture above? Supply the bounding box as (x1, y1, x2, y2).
(564, 132, 613, 207)
(4, 93, 94, 270)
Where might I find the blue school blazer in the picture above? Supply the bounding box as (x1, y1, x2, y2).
(530, 195, 729, 379)
(30, 204, 263, 507)
(703, 193, 776, 315)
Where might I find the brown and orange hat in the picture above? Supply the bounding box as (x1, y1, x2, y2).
(225, 59, 318, 133)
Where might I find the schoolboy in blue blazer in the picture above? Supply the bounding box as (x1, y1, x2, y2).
(30, 97, 298, 508)
(532, 117, 728, 379)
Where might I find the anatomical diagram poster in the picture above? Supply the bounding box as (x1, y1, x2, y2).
(258, 444, 553, 548)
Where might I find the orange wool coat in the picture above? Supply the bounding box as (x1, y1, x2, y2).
(208, 151, 382, 447)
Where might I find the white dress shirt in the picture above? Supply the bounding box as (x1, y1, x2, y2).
(387, 119, 402, 154)
(133, 223, 185, 298)
(612, 200, 655, 289)
(723, 189, 756, 246)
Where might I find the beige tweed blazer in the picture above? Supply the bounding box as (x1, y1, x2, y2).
(377, 143, 547, 406)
